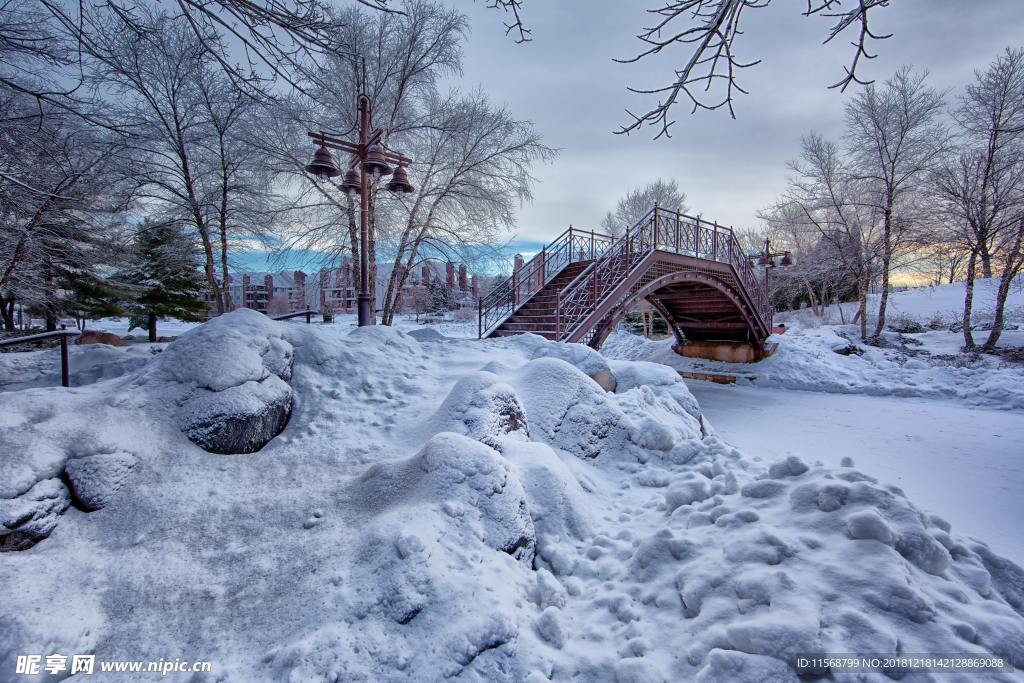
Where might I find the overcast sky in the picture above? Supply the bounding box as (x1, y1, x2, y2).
(451, 0, 1024, 250)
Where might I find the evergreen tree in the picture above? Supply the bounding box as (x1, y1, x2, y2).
(427, 278, 451, 315)
(122, 221, 207, 342)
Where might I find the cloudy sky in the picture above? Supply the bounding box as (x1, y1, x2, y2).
(452, 0, 1024, 252)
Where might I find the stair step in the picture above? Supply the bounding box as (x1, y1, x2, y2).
(499, 322, 558, 332)
(492, 329, 557, 339)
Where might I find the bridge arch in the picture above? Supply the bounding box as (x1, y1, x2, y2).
(588, 269, 762, 350)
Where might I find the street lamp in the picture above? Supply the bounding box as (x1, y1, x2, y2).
(750, 237, 792, 290)
(305, 94, 414, 326)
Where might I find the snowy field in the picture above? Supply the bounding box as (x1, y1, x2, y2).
(688, 382, 1024, 566)
(1, 280, 1023, 681)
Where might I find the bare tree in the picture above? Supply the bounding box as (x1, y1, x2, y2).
(844, 66, 947, 337)
(933, 47, 1024, 348)
(784, 132, 881, 339)
(259, 0, 468, 323)
(379, 89, 554, 324)
(89, 14, 277, 314)
(600, 178, 688, 236)
(0, 92, 130, 330)
(611, 0, 893, 138)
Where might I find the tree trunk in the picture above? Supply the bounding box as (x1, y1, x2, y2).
(962, 251, 977, 349)
(0, 296, 14, 332)
(980, 244, 993, 279)
(857, 274, 869, 340)
(148, 313, 158, 343)
(983, 219, 1024, 350)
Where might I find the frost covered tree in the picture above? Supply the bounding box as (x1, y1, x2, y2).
(260, 1, 552, 326)
(934, 47, 1024, 349)
(0, 92, 129, 331)
(784, 133, 881, 340)
(379, 89, 553, 324)
(88, 14, 277, 315)
(121, 220, 207, 342)
(844, 67, 948, 337)
(600, 178, 687, 236)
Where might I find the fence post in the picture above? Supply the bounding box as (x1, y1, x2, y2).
(60, 334, 70, 388)
(305, 311, 311, 324)
(653, 203, 659, 250)
(478, 298, 483, 339)
(712, 222, 719, 260)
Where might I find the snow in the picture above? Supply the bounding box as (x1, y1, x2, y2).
(1, 304, 1023, 681)
(685, 381, 1024, 566)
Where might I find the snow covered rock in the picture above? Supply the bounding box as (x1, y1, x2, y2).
(0, 479, 70, 551)
(177, 375, 292, 454)
(354, 432, 536, 563)
(158, 309, 295, 454)
(514, 333, 618, 391)
(427, 372, 529, 449)
(63, 451, 138, 511)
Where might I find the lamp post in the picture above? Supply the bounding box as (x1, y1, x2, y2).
(304, 94, 414, 326)
(750, 238, 792, 292)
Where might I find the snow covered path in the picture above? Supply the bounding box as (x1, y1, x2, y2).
(688, 381, 1024, 566)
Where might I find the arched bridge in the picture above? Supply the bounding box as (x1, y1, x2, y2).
(478, 206, 773, 353)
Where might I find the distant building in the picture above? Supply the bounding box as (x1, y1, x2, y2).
(201, 258, 480, 318)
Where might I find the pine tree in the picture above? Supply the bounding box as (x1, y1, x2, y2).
(122, 221, 207, 342)
(427, 278, 451, 315)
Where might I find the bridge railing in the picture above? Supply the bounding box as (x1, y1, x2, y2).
(478, 226, 613, 338)
(555, 206, 771, 342)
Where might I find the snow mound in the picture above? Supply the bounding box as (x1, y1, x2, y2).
(1, 315, 1022, 681)
(425, 371, 529, 448)
(353, 432, 536, 563)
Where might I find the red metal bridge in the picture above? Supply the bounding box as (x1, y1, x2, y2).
(478, 205, 773, 352)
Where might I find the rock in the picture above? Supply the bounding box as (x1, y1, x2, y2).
(78, 331, 127, 347)
(430, 373, 529, 449)
(179, 376, 293, 454)
(590, 368, 618, 392)
(163, 310, 295, 454)
(0, 479, 70, 551)
(63, 451, 138, 510)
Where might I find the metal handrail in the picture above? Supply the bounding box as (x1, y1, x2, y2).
(478, 226, 613, 337)
(0, 330, 82, 387)
(270, 309, 318, 323)
(555, 206, 772, 342)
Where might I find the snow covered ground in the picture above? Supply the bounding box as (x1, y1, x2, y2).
(87, 311, 479, 340)
(2, 306, 1023, 681)
(688, 382, 1024, 566)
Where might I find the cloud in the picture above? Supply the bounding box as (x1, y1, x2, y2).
(456, 0, 1024, 245)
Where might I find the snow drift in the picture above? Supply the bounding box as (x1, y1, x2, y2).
(1, 313, 1022, 681)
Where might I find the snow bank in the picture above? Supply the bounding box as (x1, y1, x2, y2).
(604, 323, 1024, 410)
(1, 317, 1022, 681)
